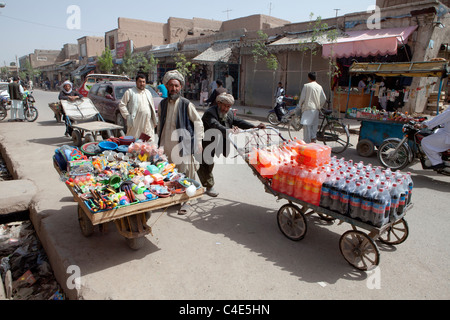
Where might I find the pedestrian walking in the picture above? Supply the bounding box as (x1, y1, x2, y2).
(225, 73, 234, 97)
(297, 72, 327, 143)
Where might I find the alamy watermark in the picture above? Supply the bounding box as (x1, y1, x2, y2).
(367, 5, 381, 30)
(66, 5, 81, 30)
(366, 266, 381, 290)
(66, 265, 82, 290)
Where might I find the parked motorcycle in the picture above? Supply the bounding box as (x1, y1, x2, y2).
(0, 96, 8, 121)
(377, 120, 450, 176)
(23, 91, 39, 122)
(267, 95, 298, 126)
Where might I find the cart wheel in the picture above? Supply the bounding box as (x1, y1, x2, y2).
(126, 237, 145, 250)
(78, 205, 94, 237)
(72, 130, 83, 147)
(357, 139, 375, 157)
(339, 230, 380, 271)
(84, 133, 95, 144)
(277, 204, 307, 241)
(379, 218, 409, 245)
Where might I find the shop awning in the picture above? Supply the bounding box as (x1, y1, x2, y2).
(192, 43, 232, 64)
(322, 26, 417, 59)
(149, 43, 179, 58)
(349, 61, 449, 78)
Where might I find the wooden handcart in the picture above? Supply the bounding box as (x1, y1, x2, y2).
(231, 127, 411, 271)
(54, 161, 204, 250)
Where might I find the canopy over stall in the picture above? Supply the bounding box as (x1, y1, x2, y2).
(348, 60, 449, 114)
(322, 26, 417, 59)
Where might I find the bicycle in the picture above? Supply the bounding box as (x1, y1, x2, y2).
(288, 108, 350, 154)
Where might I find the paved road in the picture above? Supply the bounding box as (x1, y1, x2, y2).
(0, 89, 449, 300)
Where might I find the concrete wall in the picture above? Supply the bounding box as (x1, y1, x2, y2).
(166, 17, 222, 43)
(28, 50, 61, 69)
(221, 14, 290, 32)
(78, 37, 105, 63)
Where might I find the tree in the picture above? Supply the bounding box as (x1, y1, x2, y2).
(174, 53, 197, 79)
(19, 60, 41, 82)
(97, 47, 114, 74)
(252, 30, 279, 71)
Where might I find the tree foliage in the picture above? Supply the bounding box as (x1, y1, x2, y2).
(97, 47, 114, 74)
(175, 53, 197, 79)
(252, 30, 279, 71)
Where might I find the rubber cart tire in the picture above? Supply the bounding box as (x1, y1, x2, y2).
(277, 204, 307, 241)
(72, 130, 83, 148)
(126, 237, 146, 250)
(357, 139, 375, 157)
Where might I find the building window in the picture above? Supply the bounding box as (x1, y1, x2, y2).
(109, 36, 115, 50)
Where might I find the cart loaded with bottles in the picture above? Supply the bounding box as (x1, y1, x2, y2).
(230, 127, 413, 271)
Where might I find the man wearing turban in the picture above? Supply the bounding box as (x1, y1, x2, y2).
(199, 92, 265, 197)
(158, 70, 204, 214)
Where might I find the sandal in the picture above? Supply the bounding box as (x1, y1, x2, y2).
(178, 202, 192, 216)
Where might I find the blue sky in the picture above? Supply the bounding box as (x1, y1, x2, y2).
(0, 0, 376, 65)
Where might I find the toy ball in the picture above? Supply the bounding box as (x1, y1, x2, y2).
(186, 185, 197, 197)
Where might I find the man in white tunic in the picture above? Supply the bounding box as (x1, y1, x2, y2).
(297, 72, 327, 143)
(118, 74, 158, 141)
(158, 70, 204, 214)
(420, 107, 450, 170)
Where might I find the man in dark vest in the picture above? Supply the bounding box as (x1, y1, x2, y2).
(158, 70, 204, 215)
(8, 77, 25, 122)
(198, 93, 265, 197)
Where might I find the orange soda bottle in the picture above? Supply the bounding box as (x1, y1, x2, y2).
(294, 165, 307, 200)
(302, 169, 314, 203)
(286, 162, 298, 197)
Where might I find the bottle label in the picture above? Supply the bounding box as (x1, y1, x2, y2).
(350, 197, 361, 207)
(361, 200, 372, 211)
(372, 202, 385, 215)
(340, 193, 350, 204)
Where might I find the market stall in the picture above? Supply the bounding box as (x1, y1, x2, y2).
(346, 61, 449, 157)
(53, 139, 204, 250)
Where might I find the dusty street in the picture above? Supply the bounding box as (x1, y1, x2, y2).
(0, 89, 449, 301)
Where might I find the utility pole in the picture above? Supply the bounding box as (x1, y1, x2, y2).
(334, 9, 340, 28)
(269, 2, 273, 16)
(223, 9, 232, 20)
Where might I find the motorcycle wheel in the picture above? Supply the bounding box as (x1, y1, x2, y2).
(25, 106, 39, 122)
(267, 113, 280, 126)
(0, 105, 7, 121)
(377, 140, 411, 171)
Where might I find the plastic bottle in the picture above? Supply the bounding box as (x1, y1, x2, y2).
(293, 166, 307, 200)
(286, 162, 298, 197)
(396, 178, 408, 217)
(311, 170, 325, 206)
(277, 162, 289, 194)
(389, 183, 401, 221)
(339, 180, 354, 216)
(320, 174, 333, 209)
(360, 185, 375, 224)
(271, 161, 283, 191)
(330, 177, 344, 212)
(406, 172, 414, 205)
(302, 169, 314, 203)
(349, 182, 365, 220)
(371, 188, 389, 228)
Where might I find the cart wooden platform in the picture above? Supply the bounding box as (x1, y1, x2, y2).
(231, 127, 411, 271)
(54, 161, 204, 250)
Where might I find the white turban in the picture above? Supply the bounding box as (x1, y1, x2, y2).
(216, 93, 235, 106)
(163, 70, 185, 87)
